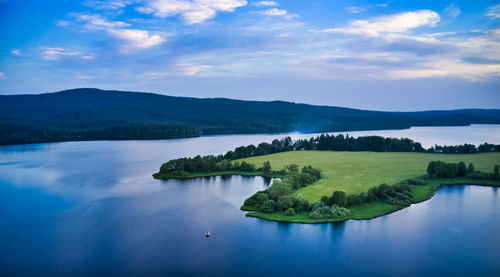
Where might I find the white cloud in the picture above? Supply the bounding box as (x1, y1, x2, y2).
(77, 14, 130, 29)
(345, 6, 366, 14)
(136, 0, 247, 24)
(0, 72, 5, 80)
(10, 49, 21, 56)
(252, 1, 277, 7)
(84, 0, 134, 10)
(76, 14, 166, 51)
(109, 29, 166, 49)
(42, 47, 83, 60)
(444, 4, 460, 18)
(261, 8, 285, 16)
(259, 8, 297, 18)
(486, 4, 500, 19)
(323, 10, 440, 36)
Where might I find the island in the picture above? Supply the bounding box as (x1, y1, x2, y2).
(153, 134, 500, 223)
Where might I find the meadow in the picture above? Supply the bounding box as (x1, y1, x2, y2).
(239, 151, 500, 203)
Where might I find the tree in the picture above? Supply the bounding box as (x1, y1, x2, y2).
(329, 191, 347, 207)
(321, 196, 330, 204)
(219, 159, 231, 171)
(457, 161, 467, 177)
(267, 181, 292, 201)
(255, 193, 269, 207)
(346, 194, 361, 206)
(292, 198, 310, 212)
(239, 161, 255, 171)
(262, 161, 271, 175)
(261, 200, 276, 213)
(277, 196, 294, 211)
(467, 163, 475, 175)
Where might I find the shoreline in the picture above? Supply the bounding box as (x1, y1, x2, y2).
(243, 178, 500, 224)
(4, 123, 500, 147)
(153, 170, 285, 180)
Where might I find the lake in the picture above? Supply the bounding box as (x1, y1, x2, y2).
(1, 125, 500, 276)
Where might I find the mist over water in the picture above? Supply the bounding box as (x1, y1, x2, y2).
(1, 125, 500, 275)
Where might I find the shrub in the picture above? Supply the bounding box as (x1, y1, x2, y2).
(301, 166, 321, 179)
(286, 164, 299, 172)
(309, 202, 351, 219)
(240, 161, 256, 172)
(285, 208, 296, 216)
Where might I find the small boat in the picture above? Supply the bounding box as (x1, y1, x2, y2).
(205, 232, 210, 238)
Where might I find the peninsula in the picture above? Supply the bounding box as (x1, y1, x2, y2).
(154, 134, 500, 223)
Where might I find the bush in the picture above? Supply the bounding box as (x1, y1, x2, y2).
(285, 208, 296, 216)
(309, 202, 351, 219)
(286, 164, 299, 172)
(301, 166, 321, 179)
(261, 200, 276, 213)
(240, 161, 256, 172)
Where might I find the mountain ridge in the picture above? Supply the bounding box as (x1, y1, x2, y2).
(1, 88, 499, 145)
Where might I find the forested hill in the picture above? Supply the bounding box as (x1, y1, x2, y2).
(1, 88, 500, 145)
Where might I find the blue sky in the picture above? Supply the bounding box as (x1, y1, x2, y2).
(1, 0, 499, 110)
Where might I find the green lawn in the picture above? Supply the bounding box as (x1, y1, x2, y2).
(239, 151, 500, 203)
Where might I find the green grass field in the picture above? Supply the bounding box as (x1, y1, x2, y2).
(239, 151, 500, 203)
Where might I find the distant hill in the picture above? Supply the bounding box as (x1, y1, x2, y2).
(1, 88, 500, 145)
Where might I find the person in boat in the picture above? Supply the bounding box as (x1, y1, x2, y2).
(205, 232, 210, 238)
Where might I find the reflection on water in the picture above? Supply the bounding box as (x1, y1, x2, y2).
(1, 125, 500, 275)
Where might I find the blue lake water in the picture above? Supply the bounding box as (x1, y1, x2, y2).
(1, 125, 500, 276)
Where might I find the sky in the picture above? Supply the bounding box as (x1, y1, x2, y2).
(0, 0, 499, 111)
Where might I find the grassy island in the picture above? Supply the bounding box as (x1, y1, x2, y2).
(238, 151, 500, 223)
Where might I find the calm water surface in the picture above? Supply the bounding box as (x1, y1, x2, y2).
(1, 125, 500, 276)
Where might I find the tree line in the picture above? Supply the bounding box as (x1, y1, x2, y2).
(427, 161, 500, 180)
(155, 134, 500, 178)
